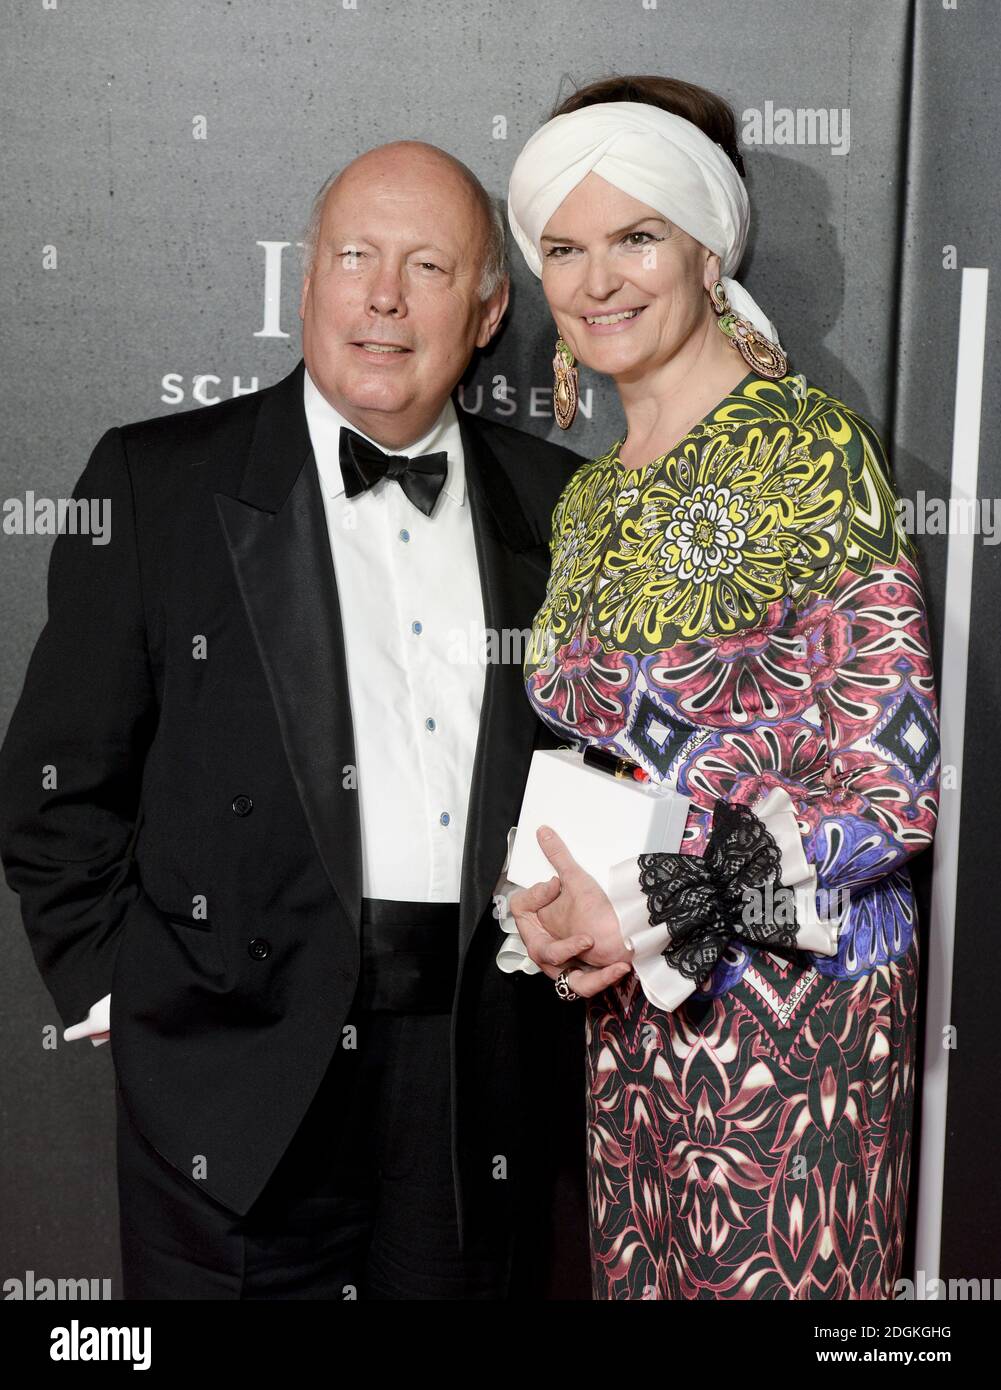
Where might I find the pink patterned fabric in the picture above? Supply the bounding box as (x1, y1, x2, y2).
(523, 372, 939, 1299)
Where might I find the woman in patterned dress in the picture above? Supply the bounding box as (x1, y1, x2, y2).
(501, 77, 941, 1300)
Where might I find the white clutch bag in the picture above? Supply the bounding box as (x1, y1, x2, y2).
(507, 746, 691, 892)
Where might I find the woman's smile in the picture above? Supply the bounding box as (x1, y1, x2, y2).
(579, 304, 647, 334)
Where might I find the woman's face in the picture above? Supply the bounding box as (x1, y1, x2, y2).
(539, 172, 719, 381)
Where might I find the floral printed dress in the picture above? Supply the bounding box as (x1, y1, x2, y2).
(520, 369, 940, 1300)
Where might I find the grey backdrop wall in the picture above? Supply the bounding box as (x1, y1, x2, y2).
(1, 0, 997, 1297)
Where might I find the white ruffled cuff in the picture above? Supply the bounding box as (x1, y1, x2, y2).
(749, 785, 846, 956)
(493, 825, 542, 977)
(606, 859, 694, 1011)
(607, 786, 845, 1012)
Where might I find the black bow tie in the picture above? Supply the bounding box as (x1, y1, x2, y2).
(338, 426, 449, 517)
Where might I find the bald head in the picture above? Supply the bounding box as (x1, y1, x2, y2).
(297, 138, 510, 450)
(302, 141, 506, 301)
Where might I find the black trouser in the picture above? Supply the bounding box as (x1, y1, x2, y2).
(116, 900, 508, 1299)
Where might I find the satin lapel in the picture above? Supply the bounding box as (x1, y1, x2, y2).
(213, 360, 362, 942)
(456, 405, 550, 964)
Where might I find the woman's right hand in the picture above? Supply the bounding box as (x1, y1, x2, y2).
(509, 873, 633, 999)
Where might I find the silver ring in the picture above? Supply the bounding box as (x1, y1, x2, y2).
(555, 969, 578, 1002)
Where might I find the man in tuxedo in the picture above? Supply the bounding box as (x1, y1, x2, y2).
(0, 140, 589, 1298)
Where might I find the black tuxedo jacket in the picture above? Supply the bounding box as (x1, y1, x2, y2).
(0, 359, 588, 1285)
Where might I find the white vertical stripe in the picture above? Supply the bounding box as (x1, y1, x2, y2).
(915, 267, 989, 1290)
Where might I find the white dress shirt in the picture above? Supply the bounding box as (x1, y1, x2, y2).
(64, 365, 488, 1045)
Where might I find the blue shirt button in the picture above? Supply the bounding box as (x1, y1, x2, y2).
(412, 620, 423, 635)
(425, 717, 436, 732)
(399, 528, 410, 542)
(439, 811, 450, 826)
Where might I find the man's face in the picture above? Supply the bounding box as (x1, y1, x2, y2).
(299, 148, 508, 447)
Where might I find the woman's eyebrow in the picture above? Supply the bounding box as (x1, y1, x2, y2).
(540, 215, 668, 244)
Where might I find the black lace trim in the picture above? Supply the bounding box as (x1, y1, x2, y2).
(637, 798, 800, 984)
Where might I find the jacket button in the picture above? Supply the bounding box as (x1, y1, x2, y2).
(248, 938, 270, 960)
(232, 794, 253, 817)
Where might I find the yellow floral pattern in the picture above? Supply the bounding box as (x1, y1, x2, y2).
(527, 371, 910, 667)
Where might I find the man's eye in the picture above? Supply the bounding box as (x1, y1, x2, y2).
(417, 261, 442, 272)
(339, 250, 365, 262)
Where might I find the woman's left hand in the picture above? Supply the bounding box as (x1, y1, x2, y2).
(509, 825, 632, 970)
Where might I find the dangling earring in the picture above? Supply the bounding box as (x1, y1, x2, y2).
(708, 280, 787, 380)
(552, 336, 579, 430)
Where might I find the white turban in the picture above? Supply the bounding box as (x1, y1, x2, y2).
(507, 100, 780, 346)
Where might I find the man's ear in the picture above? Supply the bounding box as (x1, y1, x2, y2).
(475, 276, 510, 349)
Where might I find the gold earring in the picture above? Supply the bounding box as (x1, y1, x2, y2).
(552, 336, 579, 430)
(708, 280, 787, 379)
